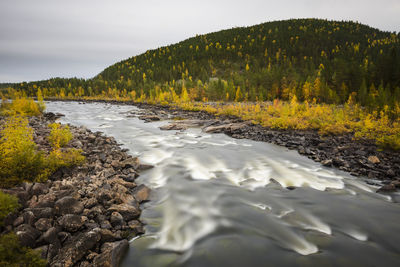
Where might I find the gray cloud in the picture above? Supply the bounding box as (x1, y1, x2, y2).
(1, 0, 399, 83)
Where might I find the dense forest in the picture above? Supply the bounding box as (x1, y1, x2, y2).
(1, 18, 400, 110)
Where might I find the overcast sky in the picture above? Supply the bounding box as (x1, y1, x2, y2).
(1, 0, 399, 83)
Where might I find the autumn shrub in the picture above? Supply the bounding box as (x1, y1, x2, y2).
(0, 232, 46, 267)
(46, 148, 85, 171)
(0, 97, 42, 117)
(0, 191, 19, 226)
(48, 123, 73, 148)
(0, 116, 47, 188)
(0, 117, 85, 188)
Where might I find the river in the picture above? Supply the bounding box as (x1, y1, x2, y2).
(45, 101, 400, 267)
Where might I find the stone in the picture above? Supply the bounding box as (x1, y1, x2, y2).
(55, 196, 84, 215)
(387, 169, 396, 177)
(57, 231, 71, 244)
(100, 220, 113, 230)
(15, 224, 42, 248)
(133, 184, 151, 203)
(203, 123, 247, 133)
(32, 183, 49, 195)
(121, 157, 140, 169)
(51, 229, 101, 267)
(43, 227, 59, 244)
(83, 198, 98, 208)
(139, 115, 161, 122)
(368, 155, 380, 164)
(99, 228, 119, 243)
(59, 214, 86, 232)
(108, 204, 140, 221)
(23, 211, 35, 225)
(110, 212, 124, 226)
(13, 216, 24, 227)
(321, 159, 333, 167)
(160, 123, 187, 130)
(138, 164, 154, 171)
(128, 220, 145, 235)
(377, 183, 396, 192)
(34, 218, 53, 232)
(93, 240, 129, 267)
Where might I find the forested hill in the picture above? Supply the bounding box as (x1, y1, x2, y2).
(3, 18, 400, 108)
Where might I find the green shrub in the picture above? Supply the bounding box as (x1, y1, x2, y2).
(0, 191, 20, 226)
(0, 232, 46, 267)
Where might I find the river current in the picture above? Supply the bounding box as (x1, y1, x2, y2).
(46, 101, 400, 267)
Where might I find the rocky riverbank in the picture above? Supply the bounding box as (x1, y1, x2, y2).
(1, 112, 151, 266)
(45, 99, 400, 192)
(136, 103, 400, 192)
(54, 99, 400, 193)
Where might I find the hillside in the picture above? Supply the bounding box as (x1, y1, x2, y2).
(3, 18, 400, 108)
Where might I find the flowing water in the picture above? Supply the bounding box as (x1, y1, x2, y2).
(46, 101, 400, 267)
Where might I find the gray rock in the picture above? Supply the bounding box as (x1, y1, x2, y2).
(100, 220, 113, 230)
(99, 228, 119, 243)
(34, 218, 53, 232)
(13, 216, 24, 227)
(32, 183, 49, 195)
(59, 214, 86, 232)
(128, 220, 145, 235)
(29, 207, 54, 218)
(23, 211, 35, 225)
(51, 228, 101, 267)
(110, 212, 124, 226)
(93, 240, 129, 267)
(108, 204, 140, 221)
(43, 227, 59, 244)
(55, 196, 84, 215)
(15, 224, 41, 248)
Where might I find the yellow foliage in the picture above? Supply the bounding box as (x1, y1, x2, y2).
(48, 123, 73, 149)
(0, 116, 46, 187)
(0, 97, 42, 117)
(0, 116, 85, 188)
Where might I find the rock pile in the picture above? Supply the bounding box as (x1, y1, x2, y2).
(1, 113, 151, 266)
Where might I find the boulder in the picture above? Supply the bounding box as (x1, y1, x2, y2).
(203, 123, 247, 133)
(99, 228, 119, 243)
(133, 185, 151, 203)
(55, 196, 84, 215)
(13, 216, 24, 227)
(368, 155, 380, 164)
(43, 227, 60, 244)
(51, 229, 101, 267)
(108, 204, 140, 221)
(110, 212, 124, 227)
(138, 115, 161, 122)
(377, 184, 396, 192)
(59, 214, 86, 232)
(93, 240, 129, 267)
(15, 224, 41, 248)
(34, 218, 53, 232)
(121, 157, 140, 169)
(32, 183, 49, 195)
(127, 220, 145, 235)
(28, 207, 54, 219)
(321, 159, 333, 167)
